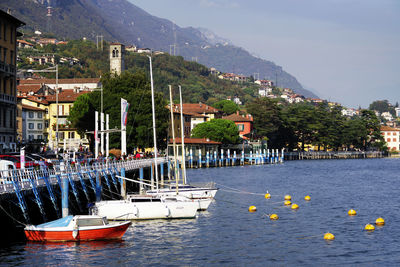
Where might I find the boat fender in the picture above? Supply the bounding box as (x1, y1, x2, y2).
(165, 206, 170, 217)
(133, 205, 139, 216)
(72, 225, 79, 239)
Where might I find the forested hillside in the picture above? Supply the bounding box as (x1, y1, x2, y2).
(18, 39, 260, 104)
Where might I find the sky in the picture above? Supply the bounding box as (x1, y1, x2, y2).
(130, 0, 400, 108)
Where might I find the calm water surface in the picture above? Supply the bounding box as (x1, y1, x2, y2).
(1, 158, 400, 266)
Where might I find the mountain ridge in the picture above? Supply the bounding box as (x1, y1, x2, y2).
(2, 0, 317, 98)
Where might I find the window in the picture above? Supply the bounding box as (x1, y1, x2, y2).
(28, 112, 34, 118)
(3, 22, 6, 40)
(237, 124, 244, 131)
(3, 48, 6, 64)
(388, 132, 391, 135)
(28, 123, 34, 129)
(394, 138, 397, 142)
(37, 135, 43, 140)
(38, 112, 43, 118)
(37, 123, 42, 129)
(10, 51, 13, 65)
(45, 120, 49, 128)
(28, 135, 34, 141)
(387, 138, 391, 142)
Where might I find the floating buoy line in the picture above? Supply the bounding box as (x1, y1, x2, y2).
(215, 182, 386, 240)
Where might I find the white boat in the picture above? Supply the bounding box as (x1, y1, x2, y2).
(146, 85, 218, 211)
(146, 183, 218, 210)
(90, 194, 199, 220)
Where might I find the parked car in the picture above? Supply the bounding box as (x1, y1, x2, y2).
(0, 155, 39, 169)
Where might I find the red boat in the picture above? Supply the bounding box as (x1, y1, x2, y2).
(24, 215, 131, 242)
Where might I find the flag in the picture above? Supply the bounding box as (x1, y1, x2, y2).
(121, 98, 130, 128)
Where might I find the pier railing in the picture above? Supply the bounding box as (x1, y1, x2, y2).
(0, 157, 168, 194)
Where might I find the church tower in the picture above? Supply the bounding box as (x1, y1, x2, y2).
(109, 43, 125, 75)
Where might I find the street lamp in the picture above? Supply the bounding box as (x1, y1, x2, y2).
(27, 65, 59, 157)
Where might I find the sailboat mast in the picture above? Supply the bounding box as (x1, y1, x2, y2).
(178, 85, 187, 184)
(169, 85, 179, 195)
(148, 56, 159, 190)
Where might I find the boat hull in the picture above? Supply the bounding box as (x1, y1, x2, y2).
(93, 199, 199, 220)
(24, 221, 131, 242)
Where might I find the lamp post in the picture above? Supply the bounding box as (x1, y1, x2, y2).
(27, 65, 58, 157)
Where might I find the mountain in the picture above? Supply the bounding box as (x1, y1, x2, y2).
(2, 0, 317, 98)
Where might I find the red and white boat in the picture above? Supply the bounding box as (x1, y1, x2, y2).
(24, 215, 131, 242)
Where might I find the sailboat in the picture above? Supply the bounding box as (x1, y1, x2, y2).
(146, 85, 218, 210)
(90, 57, 200, 220)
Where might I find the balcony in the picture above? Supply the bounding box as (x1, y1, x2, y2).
(0, 93, 16, 105)
(0, 62, 16, 76)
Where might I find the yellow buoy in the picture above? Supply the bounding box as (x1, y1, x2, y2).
(269, 214, 279, 220)
(348, 209, 357, 216)
(291, 203, 299, 210)
(375, 217, 385, 226)
(304, 195, 311, 201)
(248, 206, 257, 212)
(284, 200, 291, 206)
(265, 193, 271, 199)
(284, 195, 292, 200)
(365, 224, 375, 231)
(324, 233, 335, 240)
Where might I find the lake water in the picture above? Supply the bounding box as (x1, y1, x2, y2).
(1, 158, 400, 266)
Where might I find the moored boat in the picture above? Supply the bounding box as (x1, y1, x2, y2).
(90, 194, 199, 220)
(146, 184, 218, 210)
(24, 215, 131, 242)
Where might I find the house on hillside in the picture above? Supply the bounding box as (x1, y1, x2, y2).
(222, 111, 253, 140)
(381, 126, 400, 151)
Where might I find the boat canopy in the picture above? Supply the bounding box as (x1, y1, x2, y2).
(36, 215, 74, 228)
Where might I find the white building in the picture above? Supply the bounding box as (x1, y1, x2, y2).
(258, 87, 272, 97)
(381, 126, 400, 151)
(22, 104, 45, 143)
(342, 108, 357, 117)
(381, 112, 393, 121)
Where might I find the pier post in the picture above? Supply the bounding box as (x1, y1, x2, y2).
(220, 149, 224, 167)
(281, 148, 284, 163)
(250, 151, 253, 165)
(190, 149, 193, 168)
(275, 149, 279, 163)
(267, 149, 270, 164)
(214, 151, 217, 167)
(207, 151, 210, 168)
(121, 167, 127, 199)
(167, 160, 171, 182)
(263, 149, 266, 164)
(241, 150, 244, 165)
(199, 150, 202, 168)
(227, 149, 230, 166)
(62, 175, 69, 217)
(160, 163, 164, 186)
(140, 168, 144, 193)
(233, 151, 236, 166)
(271, 149, 274, 164)
(95, 170, 101, 202)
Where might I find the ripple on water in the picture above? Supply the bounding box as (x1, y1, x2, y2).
(1, 158, 400, 266)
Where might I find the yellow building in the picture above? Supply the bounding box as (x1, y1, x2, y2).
(17, 90, 89, 152)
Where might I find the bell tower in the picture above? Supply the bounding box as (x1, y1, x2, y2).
(109, 43, 125, 75)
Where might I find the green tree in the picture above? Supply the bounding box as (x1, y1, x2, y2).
(69, 71, 170, 152)
(191, 119, 240, 144)
(212, 100, 239, 115)
(68, 94, 96, 137)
